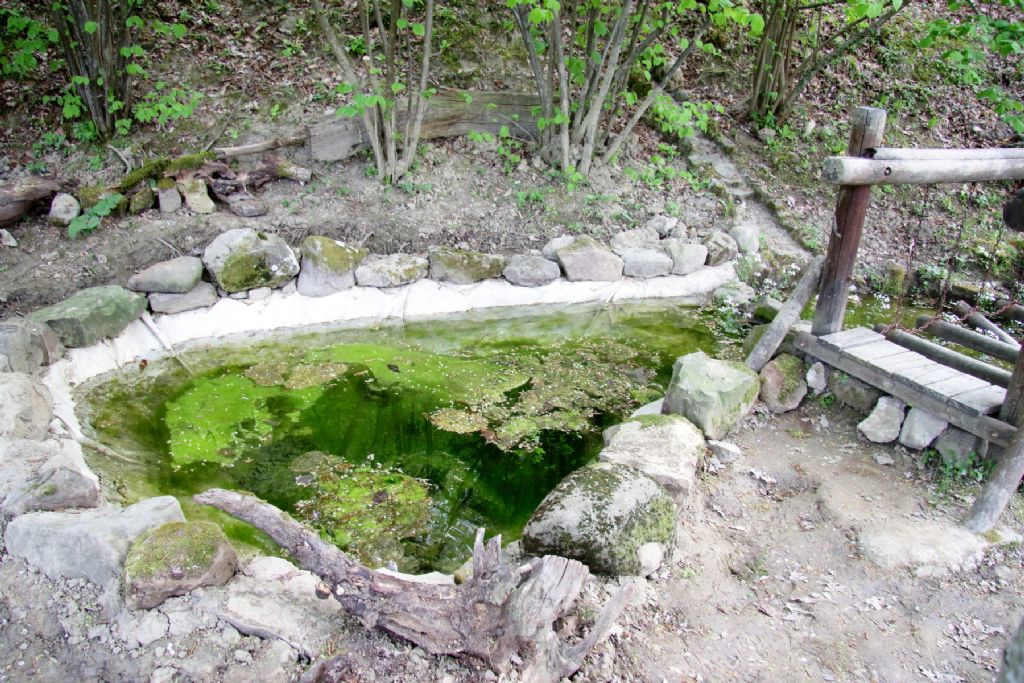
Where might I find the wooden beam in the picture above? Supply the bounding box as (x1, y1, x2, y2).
(915, 315, 1019, 362)
(745, 256, 824, 371)
(870, 147, 1024, 161)
(812, 106, 887, 337)
(953, 300, 1018, 346)
(821, 156, 1024, 185)
(994, 299, 1024, 324)
(794, 332, 1015, 446)
(1000, 342, 1024, 428)
(875, 325, 1012, 387)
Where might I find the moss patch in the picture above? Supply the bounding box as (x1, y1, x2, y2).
(301, 236, 367, 273)
(123, 521, 227, 579)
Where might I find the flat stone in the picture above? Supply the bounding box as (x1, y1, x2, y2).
(645, 215, 680, 238)
(859, 519, 987, 575)
(541, 235, 576, 260)
(662, 351, 759, 440)
(157, 185, 182, 214)
(522, 462, 677, 576)
(203, 228, 299, 293)
(759, 353, 808, 414)
(149, 282, 218, 315)
(124, 521, 238, 609)
(599, 415, 705, 505)
(0, 373, 53, 439)
(556, 236, 623, 282)
(355, 254, 429, 288)
(621, 248, 672, 279)
(857, 396, 906, 443)
(3, 496, 185, 586)
(229, 199, 268, 218)
(712, 280, 755, 305)
(662, 239, 707, 275)
(178, 178, 215, 214)
(428, 247, 505, 284)
(297, 237, 367, 296)
(630, 399, 663, 416)
(610, 227, 660, 255)
(708, 440, 742, 464)
(703, 230, 738, 266)
(899, 407, 948, 450)
(48, 193, 81, 227)
(28, 285, 146, 347)
(128, 256, 204, 294)
(0, 439, 62, 501)
(502, 254, 561, 287)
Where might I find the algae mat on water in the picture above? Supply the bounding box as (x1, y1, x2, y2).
(81, 300, 717, 572)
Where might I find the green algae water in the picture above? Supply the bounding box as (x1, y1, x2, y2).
(80, 300, 716, 573)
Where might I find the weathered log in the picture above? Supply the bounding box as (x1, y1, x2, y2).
(954, 300, 1017, 345)
(915, 315, 1020, 362)
(244, 155, 313, 188)
(309, 91, 542, 162)
(0, 177, 62, 226)
(822, 156, 1024, 185)
(194, 488, 634, 682)
(875, 325, 1012, 387)
(746, 255, 824, 371)
(870, 147, 1024, 161)
(214, 134, 306, 160)
(994, 299, 1024, 324)
(964, 412, 1024, 533)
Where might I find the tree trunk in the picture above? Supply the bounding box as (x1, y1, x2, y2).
(194, 489, 636, 682)
(0, 177, 63, 226)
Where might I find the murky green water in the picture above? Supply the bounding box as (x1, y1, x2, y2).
(80, 300, 716, 572)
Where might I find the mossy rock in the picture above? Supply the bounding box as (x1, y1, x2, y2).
(297, 236, 368, 296)
(662, 351, 759, 440)
(203, 228, 299, 293)
(78, 185, 128, 215)
(758, 353, 808, 414)
(28, 285, 146, 348)
(123, 520, 238, 609)
(428, 246, 505, 284)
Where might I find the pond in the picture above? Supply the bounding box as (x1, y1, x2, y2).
(79, 300, 718, 573)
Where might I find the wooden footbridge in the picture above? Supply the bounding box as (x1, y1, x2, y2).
(744, 105, 1024, 531)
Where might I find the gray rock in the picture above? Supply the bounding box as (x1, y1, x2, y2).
(712, 280, 756, 306)
(752, 295, 783, 322)
(3, 496, 185, 585)
(806, 361, 828, 394)
(248, 286, 272, 301)
(662, 351, 759, 440)
(899, 407, 948, 450)
(758, 353, 808, 414)
(229, 199, 268, 218)
(1001, 616, 1024, 683)
(610, 227, 660, 255)
(149, 282, 218, 315)
(178, 178, 215, 214)
(621, 248, 673, 279)
(703, 230, 739, 266)
(832, 372, 884, 413)
(934, 426, 986, 468)
(428, 247, 505, 284)
(599, 414, 705, 504)
(355, 254, 429, 288)
(157, 183, 182, 214)
(203, 228, 299, 293)
(541, 235, 576, 260)
(646, 215, 680, 238)
(0, 373, 53, 439)
(297, 237, 367, 297)
(124, 521, 238, 609)
(0, 228, 18, 248)
(857, 396, 906, 444)
(556, 236, 623, 282)
(630, 399, 664, 416)
(662, 239, 707, 275)
(0, 439, 62, 501)
(2, 448, 101, 516)
(28, 285, 147, 347)
(128, 256, 204, 294)
(522, 462, 677, 576)
(708, 440, 742, 464)
(48, 193, 81, 227)
(129, 187, 154, 214)
(22, 319, 62, 365)
(729, 220, 760, 254)
(0, 319, 37, 373)
(637, 542, 665, 577)
(502, 254, 561, 287)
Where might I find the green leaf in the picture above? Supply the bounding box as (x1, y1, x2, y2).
(171, 23, 187, 40)
(412, 22, 425, 36)
(391, 82, 406, 94)
(125, 15, 143, 29)
(397, 17, 409, 29)
(83, 21, 98, 35)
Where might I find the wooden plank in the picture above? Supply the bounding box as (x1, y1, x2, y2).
(956, 385, 1006, 415)
(819, 327, 884, 352)
(912, 365, 964, 387)
(821, 156, 1024, 185)
(871, 147, 1024, 161)
(928, 374, 990, 397)
(794, 332, 1015, 446)
(876, 353, 935, 373)
(844, 341, 915, 363)
(745, 256, 824, 371)
(891, 361, 943, 382)
(876, 325, 1012, 387)
(811, 107, 887, 337)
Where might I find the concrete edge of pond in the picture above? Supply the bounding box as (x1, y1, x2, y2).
(43, 263, 736, 441)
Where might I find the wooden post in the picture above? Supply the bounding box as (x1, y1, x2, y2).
(746, 256, 824, 371)
(811, 107, 887, 337)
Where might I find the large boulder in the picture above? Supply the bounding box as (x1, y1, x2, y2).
(599, 414, 705, 505)
(662, 239, 707, 275)
(899, 407, 948, 450)
(0, 373, 53, 439)
(297, 236, 367, 297)
(123, 521, 238, 609)
(502, 254, 561, 287)
(758, 353, 808, 414)
(620, 248, 673, 279)
(203, 228, 299, 293)
(703, 230, 739, 266)
(3, 496, 185, 586)
(149, 282, 219, 315)
(556, 236, 623, 282)
(610, 227, 660, 255)
(28, 285, 146, 347)
(522, 462, 676, 576)
(662, 351, 759, 440)
(857, 396, 906, 444)
(2, 439, 100, 515)
(428, 247, 505, 284)
(355, 254, 429, 288)
(127, 256, 204, 294)
(934, 426, 986, 468)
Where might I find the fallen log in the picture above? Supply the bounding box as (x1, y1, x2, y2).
(915, 315, 1020, 362)
(0, 177, 62, 226)
(194, 488, 634, 682)
(746, 256, 824, 372)
(954, 300, 1017, 346)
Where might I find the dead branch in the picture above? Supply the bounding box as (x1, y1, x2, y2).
(214, 134, 306, 160)
(194, 488, 634, 682)
(0, 177, 63, 226)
